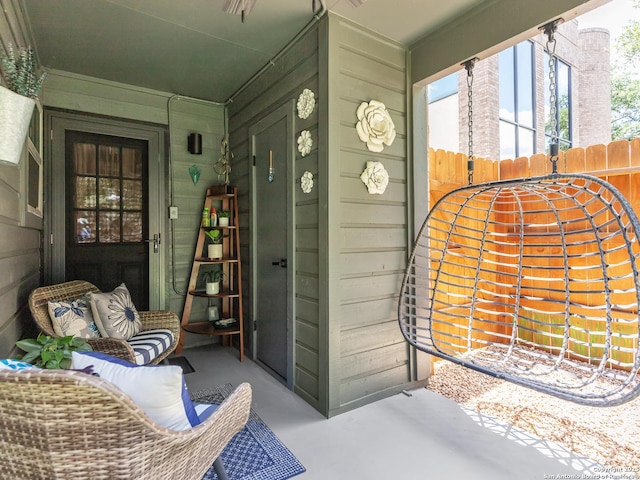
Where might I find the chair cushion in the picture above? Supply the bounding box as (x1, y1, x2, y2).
(88, 283, 142, 340)
(48, 297, 101, 339)
(71, 351, 199, 431)
(128, 329, 174, 365)
(193, 402, 218, 423)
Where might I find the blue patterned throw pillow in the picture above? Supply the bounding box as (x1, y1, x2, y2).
(48, 298, 101, 339)
(0, 359, 36, 370)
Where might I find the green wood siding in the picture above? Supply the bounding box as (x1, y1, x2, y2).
(0, 1, 42, 356)
(324, 14, 416, 416)
(228, 25, 323, 411)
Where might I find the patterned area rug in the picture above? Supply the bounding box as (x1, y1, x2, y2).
(192, 384, 306, 480)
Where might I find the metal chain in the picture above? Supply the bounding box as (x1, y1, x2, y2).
(464, 58, 477, 185)
(544, 20, 561, 173)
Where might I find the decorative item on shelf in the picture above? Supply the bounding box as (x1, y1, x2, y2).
(210, 207, 217, 227)
(218, 209, 231, 226)
(207, 305, 219, 322)
(187, 132, 202, 154)
(268, 150, 274, 183)
(297, 88, 315, 119)
(355, 99, 396, 153)
(214, 138, 233, 186)
(0, 45, 46, 166)
(300, 171, 314, 194)
(189, 164, 201, 185)
(203, 270, 224, 295)
(15, 333, 92, 369)
(297, 130, 312, 157)
(204, 228, 223, 259)
(360, 160, 389, 195)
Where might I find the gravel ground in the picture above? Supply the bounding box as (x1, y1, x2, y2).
(427, 360, 640, 471)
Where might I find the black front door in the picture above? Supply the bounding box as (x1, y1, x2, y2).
(64, 130, 149, 309)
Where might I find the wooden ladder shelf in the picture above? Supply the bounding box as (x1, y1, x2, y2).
(177, 186, 244, 361)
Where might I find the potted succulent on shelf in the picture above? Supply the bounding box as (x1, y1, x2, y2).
(203, 270, 224, 295)
(204, 228, 223, 259)
(218, 209, 231, 227)
(0, 45, 46, 165)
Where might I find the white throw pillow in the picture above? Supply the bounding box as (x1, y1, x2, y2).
(71, 351, 200, 431)
(48, 298, 101, 339)
(88, 283, 142, 340)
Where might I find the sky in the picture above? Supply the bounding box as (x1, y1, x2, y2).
(578, 0, 639, 42)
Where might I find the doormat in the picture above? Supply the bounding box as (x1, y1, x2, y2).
(192, 384, 306, 480)
(166, 355, 195, 374)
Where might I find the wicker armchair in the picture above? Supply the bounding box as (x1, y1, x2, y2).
(0, 368, 251, 479)
(28, 280, 180, 365)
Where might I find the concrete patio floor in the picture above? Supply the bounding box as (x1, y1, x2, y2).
(179, 344, 601, 480)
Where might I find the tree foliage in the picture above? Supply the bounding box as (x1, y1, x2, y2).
(611, 0, 640, 141)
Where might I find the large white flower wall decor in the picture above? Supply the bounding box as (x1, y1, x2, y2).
(297, 88, 316, 119)
(355, 100, 396, 153)
(360, 161, 389, 195)
(300, 171, 314, 194)
(297, 130, 313, 157)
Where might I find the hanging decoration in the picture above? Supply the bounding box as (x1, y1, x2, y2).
(268, 150, 274, 183)
(188, 164, 201, 185)
(214, 138, 233, 186)
(297, 89, 316, 119)
(297, 130, 313, 157)
(355, 100, 396, 153)
(300, 171, 314, 194)
(360, 161, 388, 195)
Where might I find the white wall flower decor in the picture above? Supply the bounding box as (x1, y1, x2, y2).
(297, 130, 313, 157)
(360, 161, 389, 195)
(297, 88, 315, 119)
(355, 100, 396, 153)
(300, 171, 314, 194)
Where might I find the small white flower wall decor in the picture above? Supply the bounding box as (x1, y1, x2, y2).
(355, 99, 396, 153)
(297, 89, 316, 119)
(300, 171, 314, 194)
(297, 130, 313, 157)
(360, 161, 389, 195)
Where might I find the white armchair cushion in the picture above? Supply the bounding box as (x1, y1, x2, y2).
(72, 351, 199, 431)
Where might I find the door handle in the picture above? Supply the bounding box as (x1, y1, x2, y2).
(271, 258, 287, 268)
(145, 233, 161, 253)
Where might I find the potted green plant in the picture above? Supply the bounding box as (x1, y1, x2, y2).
(218, 210, 231, 227)
(203, 269, 224, 295)
(0, 45, 46, 166)
(204, 228, 223, 258)
(16, 333, 92, 369)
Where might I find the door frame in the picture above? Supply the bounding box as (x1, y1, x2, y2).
(44, 110, 167, 309)
(249, 101, 296, 389)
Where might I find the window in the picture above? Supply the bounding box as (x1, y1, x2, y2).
(544, 53, 572, 151)
(21, 100, 43, 228)
(499, 41, 535, 160)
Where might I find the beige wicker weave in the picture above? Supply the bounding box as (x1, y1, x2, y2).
(0, 368, 252, 480)
(29, 280, 181, 364)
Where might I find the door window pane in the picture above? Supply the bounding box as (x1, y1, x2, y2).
(73, 143, 96, 175)
(75, 211, 96, 243)
(122, 180, 142, 210)
(99, 178, 121, 210)
(99, 145, 120, 177)
(123, 212, 142, 242)
(122, 148, 143, 178)
(75, 177, 96, 208)
(99, 212, 121, 243)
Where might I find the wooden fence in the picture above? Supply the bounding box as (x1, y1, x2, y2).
(427, 139, 640, 367)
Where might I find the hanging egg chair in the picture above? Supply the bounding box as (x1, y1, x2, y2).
(399, 172, 640, 406)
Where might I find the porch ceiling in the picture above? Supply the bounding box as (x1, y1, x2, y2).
(21, 0, 485, 102)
